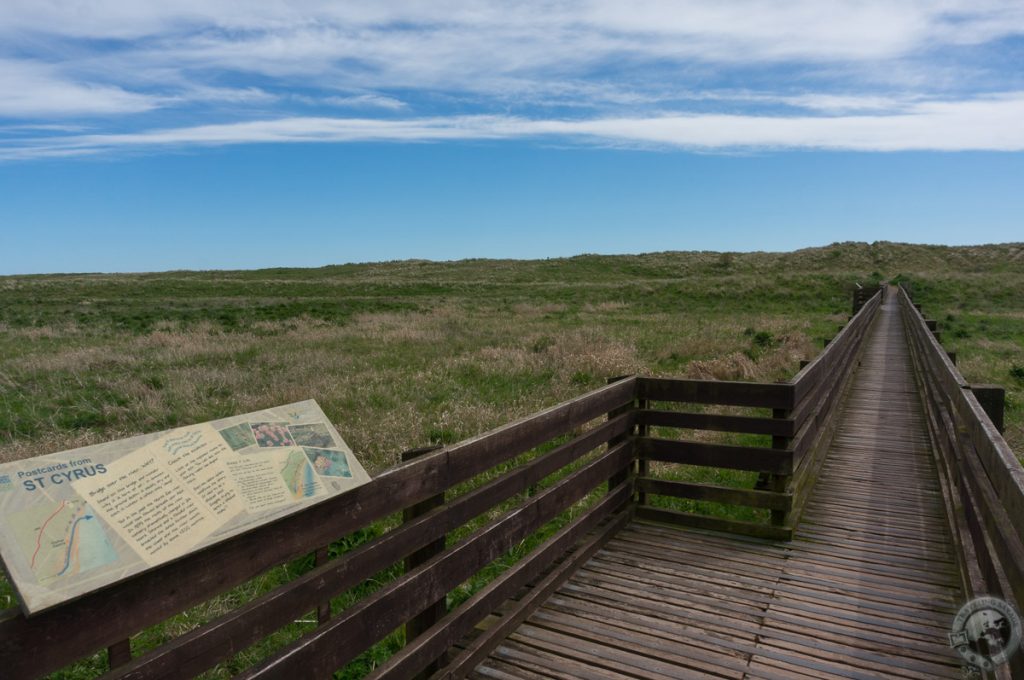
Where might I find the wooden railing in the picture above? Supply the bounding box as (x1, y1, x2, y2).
(633, 376, 795, 539)
(897, 285, 1024, 678)
(0, 289, 886, 679)
(786, 283, 883, 530)
(0, 380, 637, 680)
(632, 285, 883, 540)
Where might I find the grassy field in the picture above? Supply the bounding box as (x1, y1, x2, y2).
(1, 240, 1022, 677)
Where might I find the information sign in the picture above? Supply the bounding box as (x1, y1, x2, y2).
(0, 400, 370, 614)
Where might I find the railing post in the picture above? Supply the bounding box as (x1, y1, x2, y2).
(769, 408, 792, 528)
(606, 375, 636, 494)
(401, 445, 446, 678)
(852, 286, 873, 315)
(969, 385, 1006, 434)
(314, 546, 331, 625)
(107, 639, 131, 670)
(636, 396, 649, 506)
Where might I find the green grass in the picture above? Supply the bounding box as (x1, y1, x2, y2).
(1, 240, 1022, 678)
(894, 268, 1024, 454)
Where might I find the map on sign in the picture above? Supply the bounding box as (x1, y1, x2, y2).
(0, 400, 370, 615)
(11, 499, 117, 585)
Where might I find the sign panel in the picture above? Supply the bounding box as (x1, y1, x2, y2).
(0, 400, 370, 615)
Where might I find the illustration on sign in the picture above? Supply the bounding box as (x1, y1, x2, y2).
(0, 400, 370, 615)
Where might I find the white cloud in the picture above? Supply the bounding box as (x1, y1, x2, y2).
(0, 59, 161, 116)
(773, 94, 922, 114)
(322, 94, 407, 110)
(5, 92, 1023, 160)
(181, 85, 277, 104)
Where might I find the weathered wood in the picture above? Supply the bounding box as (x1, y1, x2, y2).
(897, 285, 1024, 616)
(108, 640, 132, 670)
(636, 478, 791, 511)
(913, 349, 987, 602)
(788, 331, 862, 479)
(768, 408, 791, 528)
(791, 289, 880, 406)
(635, 507, 792, 541)
(917, 335, 1024, 538)
(101, 413, 634, 680)
(402, 446, 447, 676)
(789, 327, 861, 433)
(969, 385, 1005, 434)
(783, 288, 880, 533)
(636, 377, 794, 410)
(372, 494, 633, 680)
(605, 376, 636, 493)
(901, 290, 1024, 680)
(238, 441, 634, 679)
(852, 285, 880, 315)
(0, 379, 637, 679)
(313, 547, 331, 626)
(958, 400, 1024, 535)
(638, 437, 792, 475)
(636, 398, 650, 507)
(961, 437, 1024, 609)
(635, 409, 794, 437)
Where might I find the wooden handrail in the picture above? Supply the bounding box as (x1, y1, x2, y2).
(782, 285, 882, 530)
(897, 285, 1024, 647)
(238, 443, 635, 679)
(0, 380, 636, 679)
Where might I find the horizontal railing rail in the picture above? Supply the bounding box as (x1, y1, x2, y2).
(897, 285, 1024, 677)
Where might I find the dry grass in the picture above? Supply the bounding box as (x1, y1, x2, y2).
(0, 306, 820, 472)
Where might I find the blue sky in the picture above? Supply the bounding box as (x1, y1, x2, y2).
(1, 2, 1023, 274)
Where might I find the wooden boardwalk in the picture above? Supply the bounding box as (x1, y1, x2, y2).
(471, 290, 966, 679)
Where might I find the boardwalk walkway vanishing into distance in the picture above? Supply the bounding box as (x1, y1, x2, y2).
(468, 289, 965, 679)
(2, 285, 1022, 680)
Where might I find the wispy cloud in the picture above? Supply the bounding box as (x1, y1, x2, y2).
(0, 59, 162, 117)
(321, 94, 407, 110)
(1, 1, 1023, 157)
(5, 92, 1023, 160)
